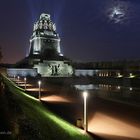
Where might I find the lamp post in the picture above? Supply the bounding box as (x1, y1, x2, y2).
(38, 81, 41, 101)
(24, 77, 27, 90)
(83, 91, 88, 131)
(17, 76, 20, 85)
(14, 75, 15, 81)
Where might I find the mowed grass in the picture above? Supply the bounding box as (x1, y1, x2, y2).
(2, 75, 92, 140)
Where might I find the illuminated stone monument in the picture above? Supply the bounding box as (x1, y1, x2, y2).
(28, 13, 73, 77)
(29, 13, 62, 57)
(7, 13, 73, 77)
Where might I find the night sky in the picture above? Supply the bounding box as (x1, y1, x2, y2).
(0, 0, 140, 63)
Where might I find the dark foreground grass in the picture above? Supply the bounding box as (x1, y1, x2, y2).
(2, 75, 92, 140)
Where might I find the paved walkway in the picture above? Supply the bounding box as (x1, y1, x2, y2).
(14, 77, 140, 140)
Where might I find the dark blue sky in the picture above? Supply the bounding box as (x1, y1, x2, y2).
(0, 0, 140, 63)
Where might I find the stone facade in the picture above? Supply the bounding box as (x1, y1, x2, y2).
(29, 13, 62, 57)
(7, 13, 73, 77)
(34, 60, 73, 77)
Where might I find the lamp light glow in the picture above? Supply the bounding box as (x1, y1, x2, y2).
(129, 73, 135, 78)
(38, 80, 41, 86)
(117, 73, 123, 78)
(83, 91, 88, 98)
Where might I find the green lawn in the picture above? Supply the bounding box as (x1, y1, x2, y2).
(2, 75, 92, 140)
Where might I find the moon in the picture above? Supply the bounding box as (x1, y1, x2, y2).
(106, 0, 131, 24)
(109, 6, 125, 23)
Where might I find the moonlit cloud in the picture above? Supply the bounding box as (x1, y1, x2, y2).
(106, 0, 130, 24)
(109, 7, 125, 23)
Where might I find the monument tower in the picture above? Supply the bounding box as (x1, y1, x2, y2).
(28, 13, 73, 77)
(29, 13, 62, 57)
(7, 13, 73, 77)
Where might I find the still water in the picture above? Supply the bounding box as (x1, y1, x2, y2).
(74, 84, 140, 106)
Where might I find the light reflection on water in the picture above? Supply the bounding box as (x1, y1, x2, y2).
(73, 84, 140, 106)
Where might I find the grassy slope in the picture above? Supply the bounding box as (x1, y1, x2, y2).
(2, 75, 92, 140)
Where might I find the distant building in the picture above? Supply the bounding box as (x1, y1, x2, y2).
(7, 13, 73, 77)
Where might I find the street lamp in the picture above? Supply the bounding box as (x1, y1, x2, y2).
(17, 76, 20, 85)
(38, 81, 41, 101)
(83, 91, 88, 131)
(14, 75, 16, 81)
(24, 77, 27, 90)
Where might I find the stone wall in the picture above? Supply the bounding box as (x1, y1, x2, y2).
(7, 69, 37, 77)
